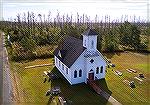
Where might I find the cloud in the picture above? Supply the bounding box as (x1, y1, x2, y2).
(2, 0, 148, 22)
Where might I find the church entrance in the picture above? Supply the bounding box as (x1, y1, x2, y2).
(88, 72, 94, 81)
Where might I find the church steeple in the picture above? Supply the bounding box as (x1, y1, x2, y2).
(82, 29, 98, 51)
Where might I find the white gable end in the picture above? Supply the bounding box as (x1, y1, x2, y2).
(70, 50, 87, 84)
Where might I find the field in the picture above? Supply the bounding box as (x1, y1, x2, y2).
(104, 52, 150, 105)
(10, 52, 150, 105)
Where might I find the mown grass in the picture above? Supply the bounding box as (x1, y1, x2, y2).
(51, 69, 111, 105)
(104, 52, 150, 105)
(10, 52, 150, 105)
(10, 58, 111, 105)
(10, 58, 53, 105)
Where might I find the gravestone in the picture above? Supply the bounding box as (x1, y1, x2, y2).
(129, 81, 135, 88)
(139, 74, 144, 78)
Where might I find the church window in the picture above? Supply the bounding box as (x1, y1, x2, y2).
(91, 40, 94, 48)
(84, 40, 86, 46)
(59, 61, 60, 67)
(74, 70, 77, 78)
(66, 67, 68, 74)
(90, 69, 93, 72)
(96, 67, 99, 74)
(79, 69, 82, 77)
(90, 59, 94, 63)
(62, 64, 64, 70)
(100, 66, 103, 73)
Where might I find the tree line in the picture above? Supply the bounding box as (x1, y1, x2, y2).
(0, 11, 149, 61)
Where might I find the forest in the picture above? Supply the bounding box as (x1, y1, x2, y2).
(0, 11, 149, 61)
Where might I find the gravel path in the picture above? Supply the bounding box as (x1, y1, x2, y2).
(0, 31, 3, 105)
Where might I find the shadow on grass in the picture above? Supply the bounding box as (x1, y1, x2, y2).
(47, 96, 54, 105)
(48, 67, 111, 105)
(95, 79, 112, 100)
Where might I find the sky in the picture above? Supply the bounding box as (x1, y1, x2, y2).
(1, 0, 150, 22)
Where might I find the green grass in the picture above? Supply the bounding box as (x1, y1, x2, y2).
(104, 52, 150, 105)
(52, 69, 111, 105)
(10, 58, 53, 105)
(10, 52, 150, 105)
(10, 58, 111, 105)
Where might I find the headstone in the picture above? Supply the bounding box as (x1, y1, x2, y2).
(51, 86, 61, 95)
(139, 74, 144, 78)
(111, 64, 115, 67)
(43, 77, 47, 83)
(45, 90, 51, 96)
(129, 81, 135, 88)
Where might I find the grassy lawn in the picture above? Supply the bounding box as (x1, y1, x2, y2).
(10, 58, 54, 105)
(104, 52, 150, 105)
(10, 58, 111, 105)
(10, 52, 150, 105)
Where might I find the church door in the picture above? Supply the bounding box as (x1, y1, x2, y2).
(88, 72, 94, 81)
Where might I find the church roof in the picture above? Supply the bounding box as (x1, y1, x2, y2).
(53, 36, 86, 68)
(82, 29, 97, 36)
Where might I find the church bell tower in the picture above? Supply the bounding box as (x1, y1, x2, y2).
(82, 29, 98, 52)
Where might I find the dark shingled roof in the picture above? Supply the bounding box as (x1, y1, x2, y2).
(82, 29, 97, 36)
(53, 36, 86, 68)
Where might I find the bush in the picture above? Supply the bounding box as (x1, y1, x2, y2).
(138, 42, 148, 50)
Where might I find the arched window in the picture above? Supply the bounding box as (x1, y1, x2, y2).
(62, 64, 64, 70)
(59, 61, 60, 67)
(91, 40, 94, 48)
(96, 67, 99, 74)
(90, 59, 94, 63)
(79, 69, 82, 77)
(84, 40, 86, 46)
(100, 66, 103, 73)
(66, 67, 68, 74)
(74, 70, 77, 78)
(90, 69, 93, 72)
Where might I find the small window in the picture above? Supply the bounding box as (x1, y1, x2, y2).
(100, 66, 103, 73)
(84, 40, 86, 46)
(96, 67, 99, 74)
(74, 70, 77, 78)
(79, 69, 82, 77)
(90, 69, 93, 72)
(91, 40, 94, 48)
(66, 67, 68, 74)
(90, 59, 94, 63)
(62, 64, 64, 70)
(59, 61, 60, 67)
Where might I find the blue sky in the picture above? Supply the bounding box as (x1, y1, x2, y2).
(1, 0, 150, 22)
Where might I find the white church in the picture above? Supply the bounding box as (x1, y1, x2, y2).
(54, 29, 107, 85)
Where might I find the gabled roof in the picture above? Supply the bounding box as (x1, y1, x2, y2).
(82, 29, 97, 36)
(53, 36, 86, 68)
